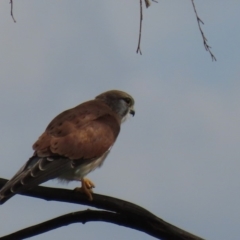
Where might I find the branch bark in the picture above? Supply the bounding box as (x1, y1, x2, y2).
(0, 178, 205, 240)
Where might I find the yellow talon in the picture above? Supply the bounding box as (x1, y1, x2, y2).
(74, 178, 95, 201)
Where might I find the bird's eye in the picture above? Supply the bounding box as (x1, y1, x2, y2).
(124, 97, 132, 105)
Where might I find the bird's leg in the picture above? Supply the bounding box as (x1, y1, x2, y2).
(83, 178, 95, 189)
(74, 178, 95, 201)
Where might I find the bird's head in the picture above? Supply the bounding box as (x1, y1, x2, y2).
(96, 90, 135, 123)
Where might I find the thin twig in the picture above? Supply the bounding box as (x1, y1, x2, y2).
(136, 0, 143, 55)
(191, 0, 216, 61)
(10, 0, 16, 23)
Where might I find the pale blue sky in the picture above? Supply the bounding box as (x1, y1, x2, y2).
(0, 1, 240, 239)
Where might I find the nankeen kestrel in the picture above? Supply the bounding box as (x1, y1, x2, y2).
(0, 90, 135, 204)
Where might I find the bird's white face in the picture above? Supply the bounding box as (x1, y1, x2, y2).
(96, 90, 135, 123)
(118, 98, 135, 123)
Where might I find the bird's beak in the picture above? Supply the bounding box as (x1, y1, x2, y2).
(130, 109, 135, 116)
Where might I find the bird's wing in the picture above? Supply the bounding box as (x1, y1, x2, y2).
(33, 100, 120, 159)
(0, 100, 120, 203)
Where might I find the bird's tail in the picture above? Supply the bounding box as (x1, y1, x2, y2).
(0, 182, 15, 204)
(0, 156, 73, 205)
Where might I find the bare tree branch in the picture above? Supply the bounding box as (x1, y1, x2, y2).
(10, 0, 16, 23)
(0, 178, 205, 240)
(0, 209, 204, 240)
(7, 1, 216, 60)
(136, 0, 143, 55)
(0, 210, 154, 240)
(191, 0, 216, 61)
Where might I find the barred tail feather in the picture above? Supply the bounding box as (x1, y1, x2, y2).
(0, 156, 74, 204)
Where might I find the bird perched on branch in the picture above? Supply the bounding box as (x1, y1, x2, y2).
(0, 90, 135, 204)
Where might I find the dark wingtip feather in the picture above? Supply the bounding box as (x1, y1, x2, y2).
(0, 192, 12, 205)
(0, 156, 73, 204)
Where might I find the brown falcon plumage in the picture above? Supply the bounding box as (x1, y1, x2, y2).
(0, 90, 135, 204)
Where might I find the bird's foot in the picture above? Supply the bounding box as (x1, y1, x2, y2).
(83, 178, 95, 189)
(74, 178, 95, 201)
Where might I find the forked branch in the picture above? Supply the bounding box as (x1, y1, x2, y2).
(0, 178, 205, 240)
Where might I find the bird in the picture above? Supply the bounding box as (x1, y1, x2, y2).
(0, 90, 135, 204)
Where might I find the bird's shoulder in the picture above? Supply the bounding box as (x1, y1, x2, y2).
(48, 100, 119, 132)
(32, 99, 121, 159)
